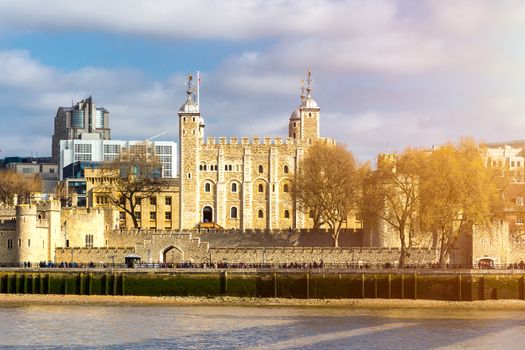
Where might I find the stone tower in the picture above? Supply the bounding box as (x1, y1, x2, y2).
(178, 75, 203, 230)
(288, 70, 320, 142)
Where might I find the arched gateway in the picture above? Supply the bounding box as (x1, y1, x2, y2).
(162, 246, 184, 264)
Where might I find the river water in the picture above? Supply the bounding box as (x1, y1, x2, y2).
(0, 304, 524, 349)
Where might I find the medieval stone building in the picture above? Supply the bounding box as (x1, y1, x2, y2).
(178, 72, 333, 231)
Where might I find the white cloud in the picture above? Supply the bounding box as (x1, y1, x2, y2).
(2, 1, 525, 161)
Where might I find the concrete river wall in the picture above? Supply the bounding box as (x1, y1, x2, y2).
(1, 269, 525, 301)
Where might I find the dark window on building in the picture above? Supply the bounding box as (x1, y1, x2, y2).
(258, 165, 264, 173)
(258, 184, 264, 193)
(165, 212, 172, 220)
(119, 212, 126, 220)
(28, 239, 30, 247)
(229, 165, 233, 171)
(85, 234, 93, 248)
(258, 210, 264, 218)
(205, 182, 211, 192)
(7, 239, 12, 249)
(134, 212, 141, 221)
(150, 197, 156, 206)
(231, 207, 238, 219)
(284, 165, 289, 173)
(283, 184, 289, 193)
(66, 240, 70, 248)
(150, 212, 156, 220)
(284, 210, 290, 219)
(165, 197, 172, 205)
(232, 183, 237, 192)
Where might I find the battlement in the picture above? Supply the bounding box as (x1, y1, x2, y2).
(203, 136, 299, 147)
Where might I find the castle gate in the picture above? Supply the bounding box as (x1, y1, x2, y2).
(162, 246, 184, 264)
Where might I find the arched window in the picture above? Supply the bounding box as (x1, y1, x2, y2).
(258, 184, 264, 193)
(258, 210, 264, 218)
(284, 165, 289, 174)
(231, 183, 237, 193)
(284, 210, 290, 219)
(230, 207, 238, 219)
(258, 165, 263, 173)
(293, 132, 296, 138)
(204, 183, 211, 192)
(225, 165, 228, 171)
(228, 165, 233, 171)
(283, 184, 289, 193)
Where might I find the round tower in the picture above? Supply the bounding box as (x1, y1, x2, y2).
(16, 204, 37, 264)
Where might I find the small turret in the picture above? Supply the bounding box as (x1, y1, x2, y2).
(289, 69, 320, 141)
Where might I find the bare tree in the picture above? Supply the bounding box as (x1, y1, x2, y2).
(98, 144, 168, 228)
(361, 149, 425, 267)
(0, 170, 41, 204)
(293, 141, 363, 247)
(419, 139, 504, 266)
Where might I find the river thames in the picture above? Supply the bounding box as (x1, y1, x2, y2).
(1, 304, 525, 349)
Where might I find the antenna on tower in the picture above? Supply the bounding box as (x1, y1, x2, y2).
(306, 68, 312, 95)
(300, 80, 305, 101)
(197, 70, 201, 109)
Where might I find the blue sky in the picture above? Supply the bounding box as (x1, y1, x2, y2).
(1, 0, 525, 162)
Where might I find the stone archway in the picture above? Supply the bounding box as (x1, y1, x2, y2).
(162, 246, 184, 264)
(202, 206, 213, 223)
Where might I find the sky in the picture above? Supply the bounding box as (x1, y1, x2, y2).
(1, 0, 525, 162)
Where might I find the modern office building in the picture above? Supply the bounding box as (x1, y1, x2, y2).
(51, 96, 110, 163)
(59, 139, 177, 180)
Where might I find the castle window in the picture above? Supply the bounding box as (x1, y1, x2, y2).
(204, 182, 211, 192)
(18, 239, 21, 247)
(258, 165, 264, 173)
(134, 212, 141, 221)
(165, 197, 172, 205)
(27, 239, 30, 247)
(230, 207, 238, 219)
(192, 129, 195, 135)
(293, 133, 296, 138)
(188, 173, 192, 179)
(272, 184, 275, 192)
(85, 235, 93, 248)
(150, 197, 156, 206)
(283, 184, 289, 193)
(232, 183, 237, 193)
(258, 184, 264, 193)
(66, 240, 69, 248)
(150, 212, 156, 220)
(183, 117, 186, 122)
(309, 113, 311, 117)
(229, 165, 233, 171)
(225, 165, 228, 171)
(192, 117, 195, 122)
(258, 210, 264, 218)
(284, 210, 290, 219)
(7, 239, 12, 249)
(293, 122, 297, 127)
(165, 212, 172, 220)
(284, 165, 289, 174)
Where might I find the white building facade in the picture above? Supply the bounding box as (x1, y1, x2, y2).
(59, 139, 177, 180)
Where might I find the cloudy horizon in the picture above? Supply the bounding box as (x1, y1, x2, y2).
(1, 0, 525, 162)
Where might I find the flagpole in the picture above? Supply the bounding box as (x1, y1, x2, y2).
(197, 70, 200, 109)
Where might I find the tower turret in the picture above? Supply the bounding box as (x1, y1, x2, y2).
(178, 74, 202, 230)
(289, 69, 320, 142)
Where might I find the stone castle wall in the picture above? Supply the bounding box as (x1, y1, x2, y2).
(210, 246, 437, 266)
